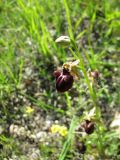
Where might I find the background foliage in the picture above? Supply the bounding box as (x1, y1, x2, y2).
(0, 0, 120, 160)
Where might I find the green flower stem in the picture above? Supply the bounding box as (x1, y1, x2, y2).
(69, 41, 101, 118)
(70, 41, 105, 157)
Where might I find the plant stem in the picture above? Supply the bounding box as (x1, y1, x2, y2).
(70, 41, 101, 119)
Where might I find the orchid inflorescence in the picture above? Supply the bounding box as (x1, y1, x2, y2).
(53, 36, 101, 154)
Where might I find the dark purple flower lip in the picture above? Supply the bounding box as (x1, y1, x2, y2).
(76, 141, 86, 154)
(53, 68, 74, 92)
(81, 120, 95, 134)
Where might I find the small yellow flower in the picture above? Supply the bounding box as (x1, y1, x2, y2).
(51, 124, 68, 136)
(59, 126, 68, 136)
(51, 124, 60, 134)
(25, 106, 34, 114)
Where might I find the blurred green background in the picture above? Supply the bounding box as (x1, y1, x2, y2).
(0, 0, 120, 159)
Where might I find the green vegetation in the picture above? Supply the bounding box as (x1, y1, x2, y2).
(0, 0, 120, 160)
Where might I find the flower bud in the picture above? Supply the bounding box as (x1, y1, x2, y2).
(82, 120, 95, 134)
(88, 70, 100, 88)
(53, 70, 61, 79)
(89, 70, 100, 79)
(53, 68, 74, 92)
(55, 36, 71, 47)
(76, 142, 86, 154)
